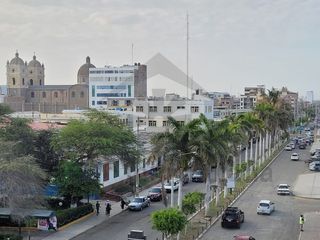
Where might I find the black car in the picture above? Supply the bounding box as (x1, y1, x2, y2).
(299, 144, 306, 149)
(147, 187, 162, 201)
(221, 207, 244, 229)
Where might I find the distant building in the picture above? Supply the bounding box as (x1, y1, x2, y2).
(240, 85, 265, 109)
(4, 52, 92, 113)
(306, 91, 314, 103)
(279, 87, 299, 119)
(89, 63, 147, 110)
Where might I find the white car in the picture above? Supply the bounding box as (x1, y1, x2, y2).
(257, 200, 275, 215)
(285, 145, 292, 151)
(277, 184, 291, 195)
(309, 161, 320, 171)
(164, 178, 179, 193)
(290, 142, 295, 149)
(291, 153, 299, 161)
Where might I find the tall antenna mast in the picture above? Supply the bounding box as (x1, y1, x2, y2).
(131, 43, 134, 65)
(186, 13, 189, 99)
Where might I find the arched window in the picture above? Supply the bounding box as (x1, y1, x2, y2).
(12, 69, 15, 73)
(54, 92, 58, 98)
(39, 79, 42, 86)
(12, 78, 15, 85)
(22, 78, 25, 85)
(71, 91, 75, 98)
(30, 79, 33, 85)
(42, 92, 46, 98)
(80, 91, 84, 98)
(31, 92, 35, 98)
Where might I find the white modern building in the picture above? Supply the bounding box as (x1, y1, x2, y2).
(89, 63, 146, 110)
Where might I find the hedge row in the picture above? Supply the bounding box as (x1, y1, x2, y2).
(0, 234, 22, 240)
(56, 203, 93, 227)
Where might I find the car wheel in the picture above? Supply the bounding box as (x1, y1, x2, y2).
(221, 222, 224, 228)
(242, 216, 244, 223)
(237, 223, 241, 229)
(140, 206, 143, 211)
(148, 202, 150, 207)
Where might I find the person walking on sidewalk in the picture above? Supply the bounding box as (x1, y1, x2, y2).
(120, 198, 126, 210)
(300, 214, 305, 231)
(96, 201, 100, 216)
(105, 200, 111, 215)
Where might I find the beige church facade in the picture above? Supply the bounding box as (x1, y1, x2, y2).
(4, 52, 94, 113)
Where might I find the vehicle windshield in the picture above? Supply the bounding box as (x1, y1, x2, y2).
(132, 198, 143, 203)
(194, 170, 203, 175)
(279, 185, 288, 189)
(149, 188, 161, 193)
(259, 203, 270, 207)
(292, 153, 298, 156)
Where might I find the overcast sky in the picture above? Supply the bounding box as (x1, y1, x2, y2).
(1, 0, 320, 99)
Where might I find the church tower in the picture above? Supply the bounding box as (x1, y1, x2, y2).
(6, 52, 28, 97)
(27, 55, 45, 86)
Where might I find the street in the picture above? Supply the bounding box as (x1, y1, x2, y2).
(202, 144, 318, 240)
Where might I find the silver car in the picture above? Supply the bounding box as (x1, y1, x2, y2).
(128, 196, 150, 211)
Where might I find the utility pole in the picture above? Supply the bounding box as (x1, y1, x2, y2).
(186, 12, 189, 100)
(135, 116, 140, 196)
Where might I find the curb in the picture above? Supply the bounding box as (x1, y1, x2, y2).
(59, 212, 95, 231)
(195, 145, 285, 240)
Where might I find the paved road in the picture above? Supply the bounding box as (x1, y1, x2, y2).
(72, 181, 206, 240)
(202, 145, 319, 240)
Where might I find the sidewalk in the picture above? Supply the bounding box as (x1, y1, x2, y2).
(293, 172, 320, 199)
(299, 212, 320, 240)
(41, 200, 125, 240)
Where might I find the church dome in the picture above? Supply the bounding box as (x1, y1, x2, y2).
(9, 52, 24, 66)
(28, 55, 42, 68)
(77, 56, 95, 84)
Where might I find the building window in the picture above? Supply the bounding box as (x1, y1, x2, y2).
(177, 106, 185, 109)
(30, 70, 33, 74)
(12, 69, 14, 73)
(163, 106, 172, 112)
(54, 92, 58, 98)
(113, 161, 119, 178)
(30, 79, 33, 86)
(42, 92, 46, 98)
(92, 101, 95, 105)
(31, 92, 35, 98)
(125, 100, 131, 106)
(39, 79, 42, 85)
(103, 163, 109, 181)
(111, 100, 119, 106)
(130, 162, 135, 172)
(97, 101, 107, 105)
(80, 91, 84, 98)
(149, 106, 157, 112)
(12, 78, 15, 85)
(71, 91, 75, 98)
(124, 163, 128, 175)
(128, 85, 131, 97)
(143, 158, 146, 168)
(163, 121, 169, 127)
(177, 121, 185, 126)
(148, 120, 157, 127)
(91, 85, 95, 97)
(136, 106, 143, 112)
(191, 106, 199, 113)
(22, 78, 25, 85)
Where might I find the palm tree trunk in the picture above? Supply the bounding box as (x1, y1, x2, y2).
(254, 137, 258, 171)
(232, 155, 236, 180)
(245, 146, 248, 179)
(170, 179, 174, 207)
(161, 174, 167, 207)
(259, 133, 262, 166)
(223, 168, 228, 198)
(215, 162, 220, 206)
(262, 136, 265, 163)
(268, 133, 272, 157)
(205, 169, 211, 216)
(265, 132, 269, 159)
(250, 138, 253, 162)
(177, 172, 183, 210)
(239, 145, 242, 178)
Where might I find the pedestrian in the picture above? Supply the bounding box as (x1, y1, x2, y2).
(96, 201, 100, 215)
(105, 200, 111, 215)
(299, 214, 305, 231)
(120, 198, 126, 210)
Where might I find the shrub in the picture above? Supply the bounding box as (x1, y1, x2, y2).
(56, 203, 93, 227)
(182, 192, 204, 215)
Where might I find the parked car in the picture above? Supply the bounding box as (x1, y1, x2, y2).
(164, 178, 179, 193)
(128, 196, 150, 211)
(284, 144, 292, 151)
(299, 144, 306, 149)
(309, 161, 320, 171)
(290, 142, 295, 149)
(291, 153, 299, 161)
(191, 170, 204, 182)
(257, 200, 275, 215)
(277, 184, 291, 195)
(221, 207, 244, 228)
(147, 187, 162, 201)
(234, 236, 256, 240)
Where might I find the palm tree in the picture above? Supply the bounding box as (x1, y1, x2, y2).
(150, 116, 199, 209)
(191, 115, 232, 213)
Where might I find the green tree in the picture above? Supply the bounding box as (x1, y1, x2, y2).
(0, 103, 12, 120)
(181, 192, 204, 215)
(54, 161, 101, 205)
(151, 208, 187, 240)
